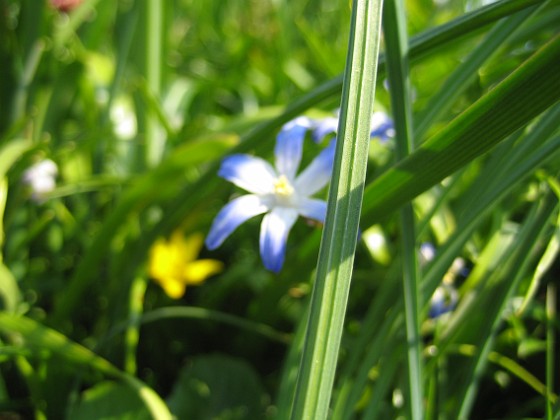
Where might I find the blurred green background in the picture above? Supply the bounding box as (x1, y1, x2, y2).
(0, 0, 559, 418)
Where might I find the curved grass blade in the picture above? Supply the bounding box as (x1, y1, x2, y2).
(100, 306, 291, 347)
(450, 344, 558, 403)
(0, 313, 173, 420)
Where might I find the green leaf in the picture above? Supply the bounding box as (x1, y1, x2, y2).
(0, 138, 33, 180)
(68, 381, 151, 420)
(0, 262, 22, 313)
(167, 354, 264, 420)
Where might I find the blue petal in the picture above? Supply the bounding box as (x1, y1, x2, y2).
(206, 194, 270, 250)
(219, 154, 277, 194)
(370, 112, 395, 142)
(259, 207, 298, 272)
(275, 117, 311, 180)
(297, 198, 327, 222)
(294, 139, 336, 196)
(429, 285, 458, 319)
(311, 117, 338, 143)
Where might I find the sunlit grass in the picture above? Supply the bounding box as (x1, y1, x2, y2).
(0, 0, 558, 419)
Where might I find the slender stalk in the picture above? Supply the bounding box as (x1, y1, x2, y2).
(289, 0, 384, 418)
(124, 276, 147, 375)
(383, 0, 423, 417)
(144, 0, 163, 167)
(546, 283, 556, 419)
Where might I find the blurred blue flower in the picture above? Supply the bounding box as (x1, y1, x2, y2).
(309, 110, 394, 143)
(420, 242, 465, 319)
(311, 116, 338, 143)
(419, 242, 436, 264)
(369, 111, 395, 141)
(206, 118, 336, 272)
(429, 283, 458, 319)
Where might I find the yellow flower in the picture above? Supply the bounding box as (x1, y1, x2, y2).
(149, 231, 223, 299)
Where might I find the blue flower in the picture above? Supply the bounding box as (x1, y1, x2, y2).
(311, 117, 338, 143)
(429, 283, 458, 319)
(307, 110, 394, 143)
(205, 119, 336, 272)
(420, 242, 464, 319)
(369, 111, 395, 141)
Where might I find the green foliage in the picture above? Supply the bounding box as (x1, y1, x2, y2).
(0, 0, 558, 419)
(68, 381, 151, 420)
(167, 354, 264, 420)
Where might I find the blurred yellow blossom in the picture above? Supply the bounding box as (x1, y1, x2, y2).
(149, 231, 223, 299)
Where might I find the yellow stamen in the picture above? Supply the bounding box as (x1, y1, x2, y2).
(274, 175, 294, 197)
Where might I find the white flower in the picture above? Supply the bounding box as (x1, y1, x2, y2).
(22, 159, 58, 203)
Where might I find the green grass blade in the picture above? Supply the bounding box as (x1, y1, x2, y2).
(331, 255, 402, 418)
(454, 103, 560, 223)
(517, 208, 560, 316)
(124, 276, 147, 375)
(383, 0, 423, 417)
(143, 0, 164, 167)
(362, 34, 560, 224)
(449, 344, 558, 403)
(418, 104, 560, 302)
(0, 313, 173, 420)
(0, 261, 21, 313)
(101, 306, 291, 347)
(414, 5, 539, 141)
(0, 138, 33, 181)
(289, 0, 384, 418)
(53, 0, 103, 48)
(455, 194, 558, 418)
(546, 283, 557, 419)
(408, 0, 545, 61)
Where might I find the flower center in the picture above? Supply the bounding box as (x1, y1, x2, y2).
(273, 175, 294, 200)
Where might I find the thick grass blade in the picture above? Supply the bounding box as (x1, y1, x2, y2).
(361, 34, 560, 224)
(414, 4, 540, 141)
(289, 0, 384, 418)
